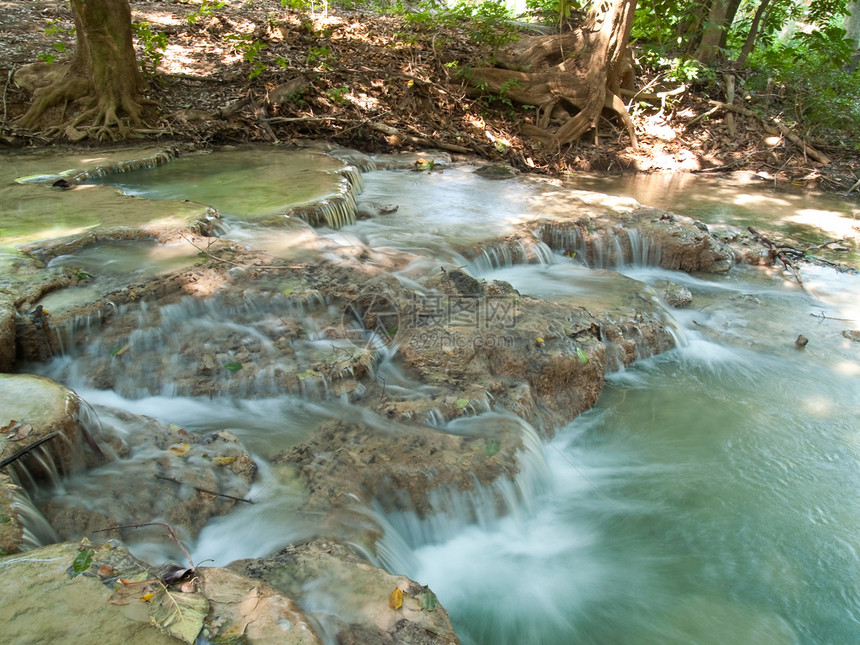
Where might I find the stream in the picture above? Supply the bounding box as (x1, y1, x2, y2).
(6, 149, 860, 644)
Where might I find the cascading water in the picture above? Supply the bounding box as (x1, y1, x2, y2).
(5, 149, 859, 644)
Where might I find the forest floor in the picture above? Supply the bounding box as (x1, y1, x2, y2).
(1, 0, 859, 196)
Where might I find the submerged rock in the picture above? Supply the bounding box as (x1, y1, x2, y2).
(40, 406, 257, 546)
(663, 282, 693, 308)
(276, 416, 523, 519)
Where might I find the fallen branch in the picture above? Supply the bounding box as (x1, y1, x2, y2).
(0, 432, 58, 470)
(747, 226, 804, 287)
(368, 122, 473, 154)
(94, 521, 195, 571)
(619, 84, 686, 102)
(247, 94, 276, 142)
(810, 311, 854, 322)
(703, 100, 830, 165)
(155, 474, 255, 504)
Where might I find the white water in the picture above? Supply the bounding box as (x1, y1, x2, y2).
(20, 157, 860, 643)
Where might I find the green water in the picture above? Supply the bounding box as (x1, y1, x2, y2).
(90, 147, 350, 222)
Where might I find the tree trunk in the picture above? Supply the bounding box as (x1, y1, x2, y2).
(718, 0, 743, 50)
(468, 0, 638, 149)
(736, 0, 772, 67)
(845, 0, 860, 71)
(696, 0, 733, 64)
(19, 0, 145, 138)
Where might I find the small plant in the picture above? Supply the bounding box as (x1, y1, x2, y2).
(306, 46, 334, 69)
(225, 33, 267, 79)
(133, 22, 168, 75)
(187, 0, 226, 25)
(325, 86, 350, 104)
(38, 19, 75, 65)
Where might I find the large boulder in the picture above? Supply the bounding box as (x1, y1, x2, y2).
(230, 538, 460, 645)
(0, 539, 325, 644)
(0, 374, 99, 480)
(0, 541, 177, 644)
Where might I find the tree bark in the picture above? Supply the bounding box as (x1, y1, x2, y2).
(845, 0, 860, 71)
(19, 0, 145, 138)
(468, 0, 638, 149)
(736, 0, 772, 67)
(696, 0, 733, 64)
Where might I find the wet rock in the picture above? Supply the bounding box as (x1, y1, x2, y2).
(795, 334, 809, 348)
(664, 282, 693, 308)
(39, 407, 257, 545)
(474, 164, 519, 180)
(397, 281, 673, 431)
(0, 296, 14, 371)
(229, 538, 459, 645)
(0, 473, 24, 555)
(357, 201, 400, 220)
(0, 541, 176, 644)
(1, 538, 326, 644)
(0, 374, 98, 483)
(532, 207, 736, 273)
(842, 330, 860, 342)
(200, 567, 323, 644)
(276, 415, 523, 519)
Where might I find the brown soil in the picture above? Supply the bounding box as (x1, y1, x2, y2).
(1, 0, 859, 193)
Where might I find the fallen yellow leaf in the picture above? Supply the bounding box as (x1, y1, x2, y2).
(388, 587, 403, 610)
(168, 443, 191, 457)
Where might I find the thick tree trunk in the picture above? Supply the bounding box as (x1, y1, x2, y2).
(696, 0, 733, 64)
(19, 0, 145, 138)
(469, 0, 638, 149)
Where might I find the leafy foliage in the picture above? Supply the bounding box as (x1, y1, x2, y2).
(398, 0, 520, 51)
(747, 29, 860, 144)
(133, 22, 169, 76)
(38, 19, 75, 65)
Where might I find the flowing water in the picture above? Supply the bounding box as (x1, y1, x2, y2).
(10, 150, 860, 643)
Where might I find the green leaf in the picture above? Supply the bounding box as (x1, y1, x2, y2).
(223, 362, 243, 372)
(110, 344, 129, 357)
(576, 348, 588, 363)
(456, 398, 469, 409)
(420, 588, 439, 612)
(71, 548, 94, 576)
(485, 440, 500, 457)
(149, 587, 209, 644)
